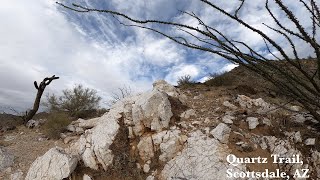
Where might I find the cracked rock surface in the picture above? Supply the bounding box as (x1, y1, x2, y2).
(14, 80, 320, 179)
(25, 147, 77, 180)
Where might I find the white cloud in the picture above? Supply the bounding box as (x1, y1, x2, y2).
(0, 0, 317, 112)
(165, 64, 200, 85)
(220, 63, 239, 73)
(0, 0, 154, 110)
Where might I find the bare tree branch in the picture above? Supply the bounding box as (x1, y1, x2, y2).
(57, 1, 320, 121)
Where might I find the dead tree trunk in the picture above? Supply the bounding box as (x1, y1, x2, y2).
(23, 75, 59, 123)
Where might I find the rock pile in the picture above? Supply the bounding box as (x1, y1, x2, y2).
(22, 80, 319, 180)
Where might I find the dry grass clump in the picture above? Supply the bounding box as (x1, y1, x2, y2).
(41, 112, 72, 139)
(177, 75, 196, 88)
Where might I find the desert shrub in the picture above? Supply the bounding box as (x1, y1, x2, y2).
(44, 84, 102, 118)
(177, 75, 195, 87)
(109, 86, 132, 105)
(41, 112, 72, 139)
(74, 108, 109, 119)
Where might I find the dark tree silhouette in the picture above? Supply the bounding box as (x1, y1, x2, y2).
(57, 1, 320, 121)
(23, 75, 59, 122)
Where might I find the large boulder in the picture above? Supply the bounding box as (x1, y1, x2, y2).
(160, 131, 246, 180)
(210, 123, 231, 143)
(153, 80, 187, 104)
(131, 90, 173, 136)
(66, 117, 101, 133)
(68, 107, 121, 170)
(25, 147, 77, 180)
(152, 129, 186, 162)
(66, 82, 175, 171)
(236, 95, 273, 113)
(137, 135, 155, 162)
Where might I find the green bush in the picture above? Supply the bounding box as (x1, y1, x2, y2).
(41, 112, 72, 139)
(44, 84, 102, 118)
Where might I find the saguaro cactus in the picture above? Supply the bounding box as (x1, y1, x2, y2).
(23, 75, 59, 123)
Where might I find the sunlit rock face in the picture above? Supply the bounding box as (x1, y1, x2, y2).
(25, 147, 78, 180)
(24, 80, 320, 180)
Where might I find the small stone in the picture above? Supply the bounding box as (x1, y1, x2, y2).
(60, 133, 68, 139)
(128, 127, 134, 139)
(83, 174, 92, 180)
(210, 123, 231, 143)
(66, 125, 76, 132)
(136, 163, 141, 169)
(191, 121, 201, 125)
(204, 127, 210, 134)
(26, 120, 40, 129)
(223, 101, 237, 110)
(170, 126, 177, 130)
(290, 106, 301, 112)
(143, 163, 150, 173)
(291, 114, 306, 123)
(180, 135, 188, 143)
(262, 118, 272, 126)
(294, 131, 302, 143)
(146, 175, 155, 180)
(204, 117, 210, 124)
(235, 141, 244, 146)
(63, 136, 79, 144)
(305, 138, 316, 145)
(246, 117, 259, 130)
(222, 115, 234, 124)
(4, 135, 16, 142)
(75, 127, 84, 134)
(260, 139, 268, 150)
(241, 143, 254, 152)
(85, 143, 91, 148)
(180, 109, 196, 119)
(177, 121, 188, 129)
(38, 137, 48, 142)
(193, 94, 204, 100)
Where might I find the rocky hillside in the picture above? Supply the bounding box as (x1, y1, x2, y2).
(1, 80, 320, 180)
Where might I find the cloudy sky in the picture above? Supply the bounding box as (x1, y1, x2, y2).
(0, 0, 318, 112)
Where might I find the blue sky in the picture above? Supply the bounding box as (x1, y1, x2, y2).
(0, 0, 318, 112)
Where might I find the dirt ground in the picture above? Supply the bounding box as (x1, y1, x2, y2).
(0, 126, 67, 179)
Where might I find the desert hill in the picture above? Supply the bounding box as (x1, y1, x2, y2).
(0, 65, 319, 179)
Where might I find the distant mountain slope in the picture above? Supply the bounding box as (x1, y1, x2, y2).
(204, 58, 318, 104)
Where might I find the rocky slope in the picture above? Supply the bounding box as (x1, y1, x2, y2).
(1, 80, 320, 180)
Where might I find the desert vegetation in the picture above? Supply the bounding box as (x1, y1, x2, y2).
(41, 112, 72, 139)
(108, 85, 132, 105)
(23, 75, 59, 123)
(44, 84, 102, 118)
(177, 75, 196, 87)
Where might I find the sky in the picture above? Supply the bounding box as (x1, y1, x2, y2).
(0, 0, 318, 112)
